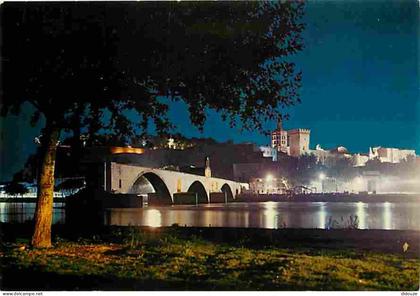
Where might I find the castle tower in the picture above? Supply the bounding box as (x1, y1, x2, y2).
(204, 156, 211, 177)
(277, 117, 283, 130)
(288, 129, 311, 157)
(271, 116, 288, 154)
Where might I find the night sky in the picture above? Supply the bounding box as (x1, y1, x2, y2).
(0, 0, 419, 181)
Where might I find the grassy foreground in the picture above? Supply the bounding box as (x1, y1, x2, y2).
(1, 227, 419, 291)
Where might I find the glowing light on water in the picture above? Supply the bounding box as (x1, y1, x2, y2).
(383, 202, 392, 230)
(357, 202, 367, 229)
(263, 202, 277, 229)
(318, 202, 326, 229)
(144, 209, 162, 227)
(243, 211, 250, 228)
(0, 202, 6, 223)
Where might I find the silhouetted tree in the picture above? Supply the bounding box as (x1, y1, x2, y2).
(364, 158, 385, 173)
(3, 182, 29, 197)
(326, 157, 356, 182)
(276, 154, 321, 186)
(295, 154, 321, 185)
(55, 178, 85, 195)
(12, 153, 39, 183)
(1, 2, 304, 247)
(13, 145, 82, 183)
(394, 155, 418, 177)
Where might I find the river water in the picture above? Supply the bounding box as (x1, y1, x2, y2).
(1, 201, 419, 230)
(104, 201, 420, 230)
(0, 202, 65, 224)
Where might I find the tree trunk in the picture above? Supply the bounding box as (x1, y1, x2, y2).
(31, 122, 60, 248)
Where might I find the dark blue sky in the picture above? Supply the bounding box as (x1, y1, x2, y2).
(165, 0, 419, 153)
(1, 0, 419, 181)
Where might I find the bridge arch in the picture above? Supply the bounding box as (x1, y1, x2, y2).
(221, 183, 234, 201)
(187, 181, 208, 203)
(131, 172, 172, 204)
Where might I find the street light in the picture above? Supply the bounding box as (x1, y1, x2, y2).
(319, 173, 326, 180)
(265, 174, 274, 194)
(265, 174, 273, 182)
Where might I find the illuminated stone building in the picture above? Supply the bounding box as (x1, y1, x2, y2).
(271, 118, 311, 158)
(352, 153, 369, 167)
(369, 147, 416, 163)
(288, 128, 311, 157)
(271, 118, 289, 154)
(309, 144, 416, 167)
(259, 146, 277, 161)
(249, 176, 289, 194)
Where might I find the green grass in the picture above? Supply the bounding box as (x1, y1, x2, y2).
(1, 229, 419, 291)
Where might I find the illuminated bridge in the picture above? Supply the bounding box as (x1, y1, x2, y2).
(104, 162, 248, 204)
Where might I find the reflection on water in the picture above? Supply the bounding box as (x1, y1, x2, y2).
(1, 201, 419, 230)
(0, 202, 65, 224)
(263, 202, 277, 229)
(318, 202, 326, 229)
(145, 209, 162, 227)
(383, 202, 391, 230)
(356, 202, 366, 229)
(105, 202, 420, 230)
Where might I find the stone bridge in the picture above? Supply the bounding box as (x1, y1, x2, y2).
(104, 162, 248, 204)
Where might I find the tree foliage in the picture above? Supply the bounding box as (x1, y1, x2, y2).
(1, 1, 304, 137)
(0, 1, 305, 247)
(292, 154, 322, 186)
(3, 182, 29, 197)
(55, 178, 85, 195)
(325, 156, 357, 182)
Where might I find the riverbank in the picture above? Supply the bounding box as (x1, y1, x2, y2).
(1, 224, 419, 290)
(235, 193, 420, 203)
(2, 193, 419, 205)
(0, 197, 65, 203)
